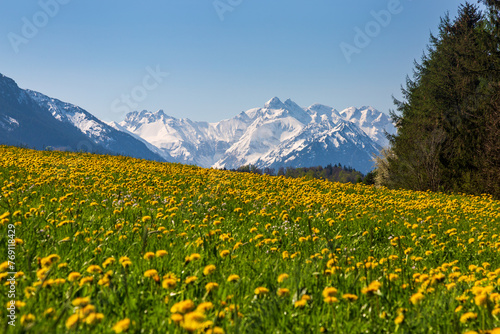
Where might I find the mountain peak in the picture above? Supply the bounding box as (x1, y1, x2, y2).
(264, 97, 285, 109)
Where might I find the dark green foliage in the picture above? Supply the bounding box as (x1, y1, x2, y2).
(232, 164, 365, 184)
(384, 2, 500, 198)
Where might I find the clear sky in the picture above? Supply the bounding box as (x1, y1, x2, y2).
(0, 0, 476, 122)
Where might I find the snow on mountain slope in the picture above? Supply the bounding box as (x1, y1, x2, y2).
(340, 106, 396, 147)
(20, 87, 165, 161)
(120, 97, 393, 173)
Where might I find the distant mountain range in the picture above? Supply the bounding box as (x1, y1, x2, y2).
(0, 73, 395, 174)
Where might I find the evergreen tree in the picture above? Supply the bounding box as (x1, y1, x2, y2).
(385, 2, 500, 197)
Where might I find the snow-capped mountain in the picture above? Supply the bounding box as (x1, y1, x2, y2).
(340, 106, 396, 146)
(120, 97, 392, 174)
(0, 73, 165, 161)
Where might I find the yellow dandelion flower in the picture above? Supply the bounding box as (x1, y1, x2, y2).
(277, 273, 289, 283)
(277, 288, 290, 297)
(227, 274, 240, 282)
(68, 272, 81, 282)
(112, 318, 131, 333)
(294, 299, 307, 308)
(322, 287, 338, 298)
(205, 282, 219, 293)
(162, 278, 177, 289)
(410, 292, 425, 305)
(185, 276, 198, 284)
(254, 287, 269, 295)
(460, 312, 477, 323)
(203, 264, 216, 276)
(143, 252, 155, 260)
(156, 250, 168, 257)
(342, 293, 358, 302)
(66, 314, 79, 330)
(171, 300, 195, 314)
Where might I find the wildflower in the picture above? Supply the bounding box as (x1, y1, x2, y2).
(277, 273, 289, 283)
(185, 276, 198, 284)
(143, 252, 155, 260)
(72, 297, 90, 307)
(182, 312, 205, 332)
(112, 318, 131, 333)
(87, 265, 102, 274)
(196, 302, 214, 313)
(294, 299, 307, 308)
(410, 292, 425, 305)
(156, 250, 168, 257)
(66, 314, 79, 330)
(85, 313, 104, 325)
(171, 300, 195, 314)
(102, 257, 115, 268)
(394, 314, 404, 325)
(21, 314, 35, 327)
(342, 294, 358, 302)
(171, 313, 183, 323)
(361, 280, 381, 295)
(460, 312, 477, 323)
(254, 287, 269, 295)
(162, 278, 177, 289)
(68, 272, 81, 282)
(227, 274, 240, 282)
(220, 250, 230, 258)
(203, 264, 216, 276)
(322, 287, 338, 298)
(205, 282, 219, 293)
(277, 288, 290, 297)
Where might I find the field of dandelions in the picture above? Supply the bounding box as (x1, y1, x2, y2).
(0, 146, 499, 333)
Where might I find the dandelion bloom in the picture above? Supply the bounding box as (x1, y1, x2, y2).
(227, 274, 240, 283)
(66, 314, 79, 330)
(143, 252, 155, 260)
(394, 314, 404, 325)
(156, 250, 168, 257)
(85, 313, 104, 325)
(203, 265, 216, 276)
(220, 250, 230, 258)
(185, 276, 198, 284)
(21, 314, 35, 326)
(87, 265, 102, 274)
(171, 300, 195, 314)
(322, 287, 338, 298)
(205, 282, 219, 293)
(324, 296, 339, 304)
(102, 257, 115, 268)
(277, 273, 289, 283)
(171, 313, 183, 323)
(162, 278, 177, 289)
(182, 312, 206, 332)
(254, 287, 269, 295)
(112, 318, 131, 333)
(277, 288, 290, 297)
(72, 297, 90, 307)
(342, 294, 358, 302)
(196, 302, 214, 313)
(460, 312, 477, 323)
(294, 299, 307, 308)
(361, 280, 381, 295)
(68, 272, 81, 282)
(410, 292, 425, 305)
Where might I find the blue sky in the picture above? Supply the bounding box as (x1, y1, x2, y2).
(0, 0, 475, 122)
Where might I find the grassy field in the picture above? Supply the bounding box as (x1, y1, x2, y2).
(0, 146, 499, 333)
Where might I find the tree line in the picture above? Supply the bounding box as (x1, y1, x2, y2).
(375, 1, 500, 198)
(227, 164, 366, 184)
